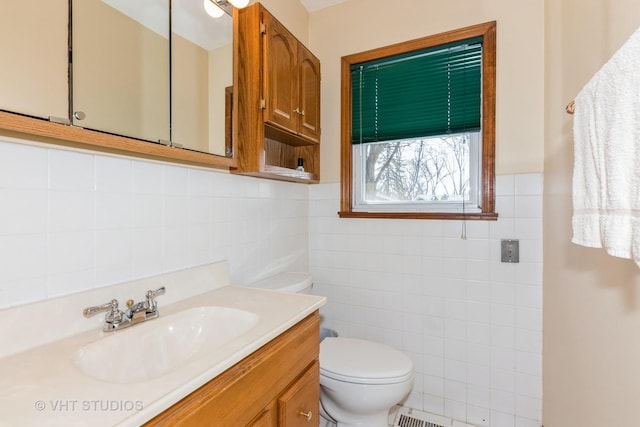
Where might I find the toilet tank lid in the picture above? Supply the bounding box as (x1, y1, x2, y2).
(247, 272, 312, 293)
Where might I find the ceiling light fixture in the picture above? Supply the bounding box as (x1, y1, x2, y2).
(203, 0, 225, 18)
(203, 0, 249, 18)
(228, 0, 250, 7)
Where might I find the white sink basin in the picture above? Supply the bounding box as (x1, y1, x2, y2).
(72, 306, 259, 383)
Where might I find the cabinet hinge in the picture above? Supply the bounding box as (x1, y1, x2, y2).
(48, 116, 70, 125)
(158, 139, 184, 148)
(259, 99, 266, 110)
(260, 21, 266, 35)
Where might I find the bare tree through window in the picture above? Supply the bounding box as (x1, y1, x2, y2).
(361, 133, 472, 203)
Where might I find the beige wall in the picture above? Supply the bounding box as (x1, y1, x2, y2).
(255, 0, 309, 44)
(543, 1, 640, 426)
(308, 0, 545, 182)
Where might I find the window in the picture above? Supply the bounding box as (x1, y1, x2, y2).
(339, 22, 497, 220)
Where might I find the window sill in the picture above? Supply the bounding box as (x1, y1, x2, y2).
(338, 211, 498, 221)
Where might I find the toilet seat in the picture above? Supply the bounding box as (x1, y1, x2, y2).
(320, 337, 414, 385)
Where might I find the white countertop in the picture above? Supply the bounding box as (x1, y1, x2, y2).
(0, 276, 325, 426)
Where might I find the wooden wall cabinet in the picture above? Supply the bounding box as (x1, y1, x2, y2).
(263, 14, 320, 144)
(144, 311, 320, 427)
(234, 3, 321, 183)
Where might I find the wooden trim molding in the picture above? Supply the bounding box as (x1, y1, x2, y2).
(339, 21, 498, 221)
(0, 110, 237, 169)
(338, 211, 499, 221)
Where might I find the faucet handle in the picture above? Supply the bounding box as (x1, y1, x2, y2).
(147, 286, 166, 298)
(145, 286, 166, 311)
(83, 299, 123, 323)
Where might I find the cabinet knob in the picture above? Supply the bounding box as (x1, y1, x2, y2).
(73, 111, 86, 121)
(298, 410, 313, 422)
(294, 107, 305, 116)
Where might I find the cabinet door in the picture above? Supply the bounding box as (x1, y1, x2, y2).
(249, 406, 276, 427)
(278, 360, 320, 426)
(263, 14, 298, 133)
(297, 45, 321, 143)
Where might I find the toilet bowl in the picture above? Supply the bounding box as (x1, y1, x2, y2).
(320, 337, 414, 427)
(244, 272, 414, 427)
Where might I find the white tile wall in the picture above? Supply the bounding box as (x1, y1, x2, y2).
(0, 135, 542, 427)
(309, 174, 543, 427)
(0, 137, 309, 308)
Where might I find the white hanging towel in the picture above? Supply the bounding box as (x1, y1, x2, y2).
(572, 26, 640, 266)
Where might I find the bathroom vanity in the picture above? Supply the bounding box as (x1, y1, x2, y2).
(0, 262, 325, 426)
(144, 311, 320, 426)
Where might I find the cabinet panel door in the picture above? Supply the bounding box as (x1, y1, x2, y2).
(263, 14, 298, 132)
(278, 360, 320, 426)
(249, 405, 276, 427)
(297, 45, 321, 143)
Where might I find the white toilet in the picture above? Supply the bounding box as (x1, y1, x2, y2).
(245, 272, 415, 427)
(319, 337, 414, 427)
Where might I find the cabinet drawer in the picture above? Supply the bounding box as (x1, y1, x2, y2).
(278, 360, 320, 426)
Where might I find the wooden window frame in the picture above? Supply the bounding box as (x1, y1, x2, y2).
(339, 21, 498, 221)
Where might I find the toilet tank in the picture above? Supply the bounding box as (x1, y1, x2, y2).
(246, 272, 313, 294)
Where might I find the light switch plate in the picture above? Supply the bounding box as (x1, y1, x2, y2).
(501, 239, 519, 263)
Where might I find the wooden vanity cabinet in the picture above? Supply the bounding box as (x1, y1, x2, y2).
(234, 3, 321, 183)
(143, 311, 320, 427)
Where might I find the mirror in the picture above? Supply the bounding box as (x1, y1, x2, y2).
(71, 0, 233, 156)
(171, 0, 233, 156)
(0, 2, 68, 120)
(71, 0, 171, 143)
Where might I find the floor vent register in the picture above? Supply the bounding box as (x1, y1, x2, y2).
(393, 408, 478, 427)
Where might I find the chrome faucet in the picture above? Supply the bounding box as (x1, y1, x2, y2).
(83, 287, 166, 332)
(126, 287, 165, 322)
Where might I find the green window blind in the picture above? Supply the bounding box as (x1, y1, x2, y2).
(352, 37, 482, 144)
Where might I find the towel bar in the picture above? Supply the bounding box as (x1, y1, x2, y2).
(566, 100, 575, 114)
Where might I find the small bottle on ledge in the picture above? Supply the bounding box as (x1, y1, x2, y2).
(296, 157, 305, 172)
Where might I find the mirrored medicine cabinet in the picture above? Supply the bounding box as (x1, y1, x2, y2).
(0, 0, 235, 168)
